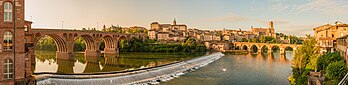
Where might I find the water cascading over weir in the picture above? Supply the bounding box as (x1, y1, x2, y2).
(34, 52, 225, 85)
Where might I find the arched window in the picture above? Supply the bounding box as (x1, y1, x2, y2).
(24, 25, 28, 32)
(4, 31, 13, 50)
(4, 2, 13, 22)
(4, 59, 13, 79)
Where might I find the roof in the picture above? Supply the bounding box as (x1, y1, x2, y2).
(151, 22, 159, 24)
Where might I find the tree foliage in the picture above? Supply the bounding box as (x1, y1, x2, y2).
(120, 38, 207, 53)
(317, 52, 343, 71)
(293, 35, 320, 71)
(74, 37, 86, 52)
(326, 61, 348, 81)
(35, 36, 57, 51)
(289, 35, 320, 85)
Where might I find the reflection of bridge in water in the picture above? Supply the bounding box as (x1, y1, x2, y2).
(34, 53, 175, 74)
(234, 42, 302, 55)
(246, 51, 293, 64)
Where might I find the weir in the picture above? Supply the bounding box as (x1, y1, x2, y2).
(34, 52, 224, 85)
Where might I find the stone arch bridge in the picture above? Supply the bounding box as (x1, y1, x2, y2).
(233, 42, 302, 54)
(30, 29, 143, 58)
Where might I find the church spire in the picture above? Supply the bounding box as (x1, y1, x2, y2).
(173, 18, 177, 25)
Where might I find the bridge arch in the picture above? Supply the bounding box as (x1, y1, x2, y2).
(118, 36, 128, 49)
(34, 33, 67, 53)
(271, 45, 280, 52)
(261, 45, 269, 53)
(250, 45, 258, 53)
(242, 45, 248, 50)
(102, 35, 118, 54)
(78, 35, 97, 51)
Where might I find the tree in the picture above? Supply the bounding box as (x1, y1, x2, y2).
(259, 36, 266, 43)
(293, 35, 320, 71)
(182, 38, 197, 50)
(326, 61, 348, 83)
(317, 52, 343, 71)
(251, 38, 259, 43)
(241, 38, 248, 42)
(289, 35, 320, 85)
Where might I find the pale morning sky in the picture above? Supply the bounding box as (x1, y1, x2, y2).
(25, 0, 348, 36)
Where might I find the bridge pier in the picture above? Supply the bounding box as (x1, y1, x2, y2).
(56, 52, 75, 60)
(280, 48, 285, 55)
(268, 48, 273, 54)
(85, 50, 101, 57)
(104, 48, 119, 54)
(258, 49, 262, 53)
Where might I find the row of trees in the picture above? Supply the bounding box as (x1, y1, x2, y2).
(288, 35, 347, 85)
(119, 38, 207, 53)
(241, 36, 278, 43)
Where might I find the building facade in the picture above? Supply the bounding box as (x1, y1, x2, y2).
(0, 0, 33, 84)
(313, 21, 348, 53)
(251, 21, 276, 38)
(148, 19, 188, 41)
(336, 35, 348, 64)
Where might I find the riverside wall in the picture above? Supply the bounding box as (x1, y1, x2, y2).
(35, 52, 225, 85)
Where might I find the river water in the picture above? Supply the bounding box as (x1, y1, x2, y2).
(33, 50, 293, 85)
(163, 51, 293, 85)
(33, 51, 205, 74)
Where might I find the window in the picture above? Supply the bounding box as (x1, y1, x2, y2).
(4, 59, 13, 79)
(4, 2, 13, 22)
(24, 25, 28, 32)
(4, 31, 13, 50)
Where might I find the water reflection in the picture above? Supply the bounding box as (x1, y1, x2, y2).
(33, 51, 204, 74)
(247, 50, 293, 65)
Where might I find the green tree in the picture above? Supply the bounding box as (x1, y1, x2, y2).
(182, 38, 197, 49)
(241, 38, 248, 42)
(259, 36, 266, 43)
(74, 37, 86, 52)
(317, 52, 343, 71)
(326, 61, 348, 84)
(289, 35, 320, 85)
(251, 38, 259, 43)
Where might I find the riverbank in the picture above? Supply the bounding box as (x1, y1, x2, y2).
(34, 52, 224, 85)
(223, 50, 249, 55)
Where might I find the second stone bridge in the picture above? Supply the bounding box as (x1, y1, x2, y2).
(233, 42, 303, 55)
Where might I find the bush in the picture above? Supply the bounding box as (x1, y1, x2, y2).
(326, 61, 348, 80)
(317, 52, 343, 71)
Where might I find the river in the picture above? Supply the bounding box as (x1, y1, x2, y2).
(33, 51, 205, 74)
(33, 50, 293, 85)
(163, 51, 293, 85)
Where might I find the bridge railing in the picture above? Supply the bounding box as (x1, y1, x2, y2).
(339, 72, 348, 85)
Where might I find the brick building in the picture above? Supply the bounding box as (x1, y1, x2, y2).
(0, 0, 33, 84)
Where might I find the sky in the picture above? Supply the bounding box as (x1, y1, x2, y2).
(25, 0, 348, 36)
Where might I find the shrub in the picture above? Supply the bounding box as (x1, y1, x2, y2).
(325, 61, 348, 80)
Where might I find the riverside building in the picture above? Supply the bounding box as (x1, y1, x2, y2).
(0, 0, 33, 84)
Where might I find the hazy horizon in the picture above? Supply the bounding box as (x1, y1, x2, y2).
(25, 0, 348, 36)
